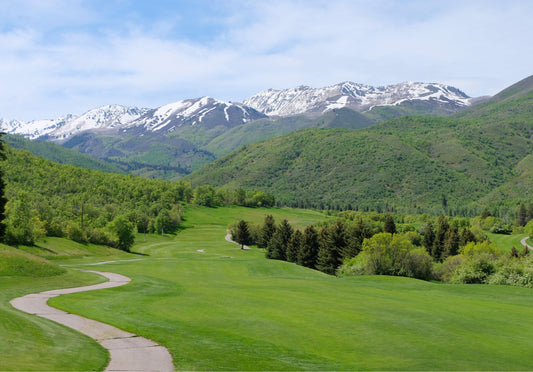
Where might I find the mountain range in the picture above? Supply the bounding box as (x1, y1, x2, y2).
(3, 75, 532, 213)
(3, 81, 472, 141)
(2, 80, 477, 179)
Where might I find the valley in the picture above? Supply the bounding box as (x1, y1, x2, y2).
(1, 75, 533, 371)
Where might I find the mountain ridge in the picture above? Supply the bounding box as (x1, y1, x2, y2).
(2, 80, 474, 141)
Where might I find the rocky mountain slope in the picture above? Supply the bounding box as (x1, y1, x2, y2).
(243, 81, 472, 117)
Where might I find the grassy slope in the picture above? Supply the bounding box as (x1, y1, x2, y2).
(40, 207, 533, 371)
(0, 243, 110, 371)
(0, 241, 139, 371)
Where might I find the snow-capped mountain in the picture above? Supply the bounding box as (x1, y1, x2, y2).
(49, 105, 150, 140)
(243, 81, 472, 117)
(2, 105, 148, 141)
(1, 115, 76, 140)
(2, 81, 473, 141)
(2, 98, 266, 141)
(126, 96, 266, 133)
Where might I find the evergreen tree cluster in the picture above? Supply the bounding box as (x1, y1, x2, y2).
(237, 215, 374, 275)
(422, 215, 478, 262)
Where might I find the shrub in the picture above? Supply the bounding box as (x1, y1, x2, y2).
(339, 233, 433, 280)
(450, 253, 496, 284)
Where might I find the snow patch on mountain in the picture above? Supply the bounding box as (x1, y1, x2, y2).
(128, 96, 266, 133)
(1, 115, 76, 140)
(244, 81, 472, 117)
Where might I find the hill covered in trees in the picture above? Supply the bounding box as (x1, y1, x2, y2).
(187, 76, 533, 216)
(1, 146, 275, 248)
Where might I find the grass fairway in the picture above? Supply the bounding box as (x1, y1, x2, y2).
(43, 207, 533, 371)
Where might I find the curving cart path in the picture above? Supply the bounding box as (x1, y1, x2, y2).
(521, 236, 533, 251)
(10, 270, 174, 372)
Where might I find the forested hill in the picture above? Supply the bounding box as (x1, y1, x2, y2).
(187, 76, 533, 215)
(3, 146, 191, 246)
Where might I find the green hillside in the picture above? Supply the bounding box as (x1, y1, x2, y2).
(5, 134, 125, 174)
(187, 78, 533, 214)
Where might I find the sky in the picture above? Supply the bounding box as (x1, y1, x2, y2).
(1, 0, 532, 121)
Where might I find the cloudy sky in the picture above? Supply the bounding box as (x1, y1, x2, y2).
(1, 0, 532, 121)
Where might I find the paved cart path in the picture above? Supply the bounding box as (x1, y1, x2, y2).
(521, 236, 533, 251)
(10, 270, 174, 372)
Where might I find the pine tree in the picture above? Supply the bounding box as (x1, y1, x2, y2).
(316, 226, 343, 275)
(383, 215, 396, 235)
(517, 203, 527, 227)
(266, 219, 292, 260)
(527, 203, 533, 224)
(235, 220, 251, 249)
(442, 226, 459, 260)
(481, 208, 491, 219)
(298, 225, 319, 269)
(257, 214, 276, 248)
(422, 222, 435, 253)
(432, 215, 449, 261)
(459, 228, 476, 247)
(286, 229, 302, 263)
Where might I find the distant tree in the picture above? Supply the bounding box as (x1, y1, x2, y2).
(442, 226, 459, 260)
(527, 203, 533, 224)
(234, 188, 246, 206)
(234, 220, 251, 249)
(422, 222, 435, 253)
(286, 229, 302, 263)
(266, 219, 293, 259)
(383, 215, 397, 234)
(5, 192, 45, 245)
(298, 225, 319, 269)
(517, 203, 528, 227)
(257, 214, 276, 248)
(108, 215, 135, 252)
(480, 208, 491, 219)
(0, 130, 6, 241)
(316, 225, 344, 275)
(432, 215, 449, 261)
(459, 228, 477, 247)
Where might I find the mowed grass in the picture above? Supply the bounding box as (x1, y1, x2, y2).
(44, 206, 533, 371)
(0, 263, 109, 371)
(485, 232, 530, 253)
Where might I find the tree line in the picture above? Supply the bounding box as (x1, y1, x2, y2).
(232, 212, 533, 287)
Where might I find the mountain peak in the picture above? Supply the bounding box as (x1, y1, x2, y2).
(244, 81, 471, 117)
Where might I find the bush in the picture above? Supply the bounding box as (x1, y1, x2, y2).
(450, 253, 496, 284)
(339, 233, 433, 280)
(433, 255, 466, 282)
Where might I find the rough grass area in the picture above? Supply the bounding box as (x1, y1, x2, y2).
(0, 244, 66, 277)
(45, 206, 533, 371)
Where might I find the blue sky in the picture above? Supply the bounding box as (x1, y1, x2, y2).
(1, 0, 532, 121)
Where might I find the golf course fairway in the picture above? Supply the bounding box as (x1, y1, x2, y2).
(5, 207, 533, 371)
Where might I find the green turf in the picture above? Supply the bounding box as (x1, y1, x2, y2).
(42, 206, 533, 371)
(0, 269, 108, 371)
(485, 232, 529, 253)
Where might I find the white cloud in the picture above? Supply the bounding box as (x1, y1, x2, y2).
(0, 0, 531, 120)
